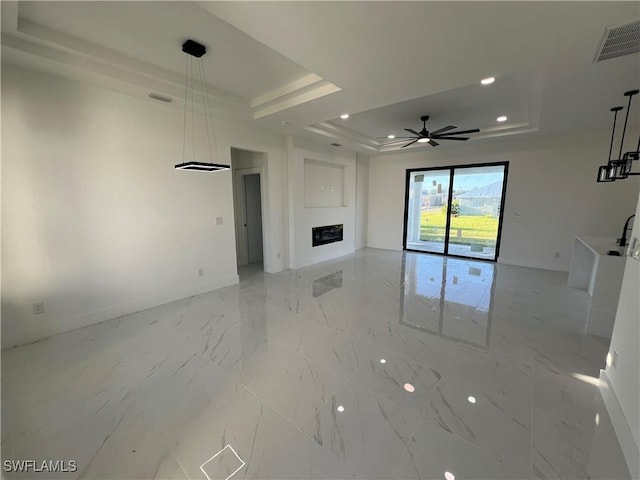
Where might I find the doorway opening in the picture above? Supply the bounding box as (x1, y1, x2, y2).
(231, 148, 266, 273)
(403, 162, 508, 261)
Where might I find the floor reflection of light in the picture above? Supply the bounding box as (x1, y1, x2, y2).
(467, 396, 476, 404)
(444, 471, 455, 480)
(404, 383, 415, 393)
(571, 372, 600, 386)
(380, 358, 386, 364)
(337, 405, 345, 413)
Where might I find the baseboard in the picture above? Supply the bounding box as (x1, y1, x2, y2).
(498, 257, 568, 272)
(293, 247, 355, 269)
(2, 274, 239, 350)
(599, 369, 640, 479)
(264, 261, 285, 274)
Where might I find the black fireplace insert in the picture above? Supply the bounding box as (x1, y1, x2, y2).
(312, 224, 343, 247)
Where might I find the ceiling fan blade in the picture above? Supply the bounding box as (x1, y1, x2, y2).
(429, 125, 456, 136)
(436, 128, 480, 136)
(404, 128, 421, 136)
(401, 139, 419, 148)
(428, 139, 440, 147)
(432, 136, 469, 141)
(376, 136, 416, 139)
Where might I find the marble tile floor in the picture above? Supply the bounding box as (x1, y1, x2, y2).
(1, 249, 631, 479)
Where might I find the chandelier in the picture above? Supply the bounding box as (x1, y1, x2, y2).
(597, 89, 639, 182)
(174, 39, 230, 172)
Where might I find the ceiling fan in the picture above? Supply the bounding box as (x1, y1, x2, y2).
(379, 115, 480, 148)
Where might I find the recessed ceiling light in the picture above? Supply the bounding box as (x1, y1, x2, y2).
(340, 113, 349, 119)
(337, 405, 345, 413)
(404, 383, 415, 392)
(496, 116, 507, 122)
(380, 358, 387, 364)
(595, 413, 600, 425)
(387, 135, 395, 139)
(445, 471, 456, 480)
(481, 77, 495, 85)
(417, 138, 430, 143)
(468, 396, 476, 404)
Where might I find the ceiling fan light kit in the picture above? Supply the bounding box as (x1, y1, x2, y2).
(378, 115, 480, 148)
(597, 89, 640, 182)
(175, 39, 229, 173)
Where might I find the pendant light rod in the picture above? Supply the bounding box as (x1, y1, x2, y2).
(618, 90, 639, 160)
(609, 106, 623, 162)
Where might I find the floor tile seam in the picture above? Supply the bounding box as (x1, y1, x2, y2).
(141, 401, 192, 480)
(413, 410, 533, 478)
(529, 349, 535, 480)
(233, 315, 362, 384)
(529, 358, 607, 386)
(530, 405, 600, 429)
(227, 381, 321, 447)
(385, 384, 439, 480)
(71, 388, 145, 480)
(347, 368, 443, 418)
(224, 346, 349, 437)
(354, 333, 534, 402)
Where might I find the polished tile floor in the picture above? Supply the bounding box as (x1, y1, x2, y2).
(2, 249, 630, 479)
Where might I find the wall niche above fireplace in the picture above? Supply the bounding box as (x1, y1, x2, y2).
(312, 224, 344, 247)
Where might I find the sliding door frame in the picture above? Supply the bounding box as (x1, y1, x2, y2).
(402, 161, 509, 262)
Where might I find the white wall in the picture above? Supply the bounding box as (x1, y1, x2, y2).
(367, 131, 640, 271)
(286, 137, 356, 269)
(1, 64, 287, 348)
(602, 193, 640, 478)
(355, 154, 369, 250)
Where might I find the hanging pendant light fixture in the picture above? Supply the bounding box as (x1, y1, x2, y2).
(597, 89, 639, 183)
(175, 39, 230, 172)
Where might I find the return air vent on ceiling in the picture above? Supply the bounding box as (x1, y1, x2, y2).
(594, 19, 640, 62)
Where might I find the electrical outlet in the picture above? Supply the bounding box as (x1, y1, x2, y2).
(198, 268, 204, 277)
(554, 252, 561, 258)
(32, 302, 45, 315)
(216, 217, 223, 225)
(277, 252, 281, 259)
(612, 350, 618, 368)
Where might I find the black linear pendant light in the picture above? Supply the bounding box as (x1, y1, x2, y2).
(174, 39, 230, 172)
(597, 89, 640, 183)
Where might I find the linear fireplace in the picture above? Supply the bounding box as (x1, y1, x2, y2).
(312, 224, 343, 247)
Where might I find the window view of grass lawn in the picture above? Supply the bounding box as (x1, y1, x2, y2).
(420, 207, 499, 247)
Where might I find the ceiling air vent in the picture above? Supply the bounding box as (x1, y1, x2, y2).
(594, 19, 640, 62)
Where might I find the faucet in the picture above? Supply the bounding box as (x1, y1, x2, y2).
(619, 214, 635, 247)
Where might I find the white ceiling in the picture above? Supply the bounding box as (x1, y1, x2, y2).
(2, 1, 639, 155)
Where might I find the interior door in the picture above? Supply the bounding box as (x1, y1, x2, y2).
(243, 174, 263, 264)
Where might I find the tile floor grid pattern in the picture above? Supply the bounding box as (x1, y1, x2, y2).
(1, 249, 631, 479)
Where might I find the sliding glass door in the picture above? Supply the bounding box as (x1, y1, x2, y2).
(405, 169, 451, 254)
(403, 163, 508, 261)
